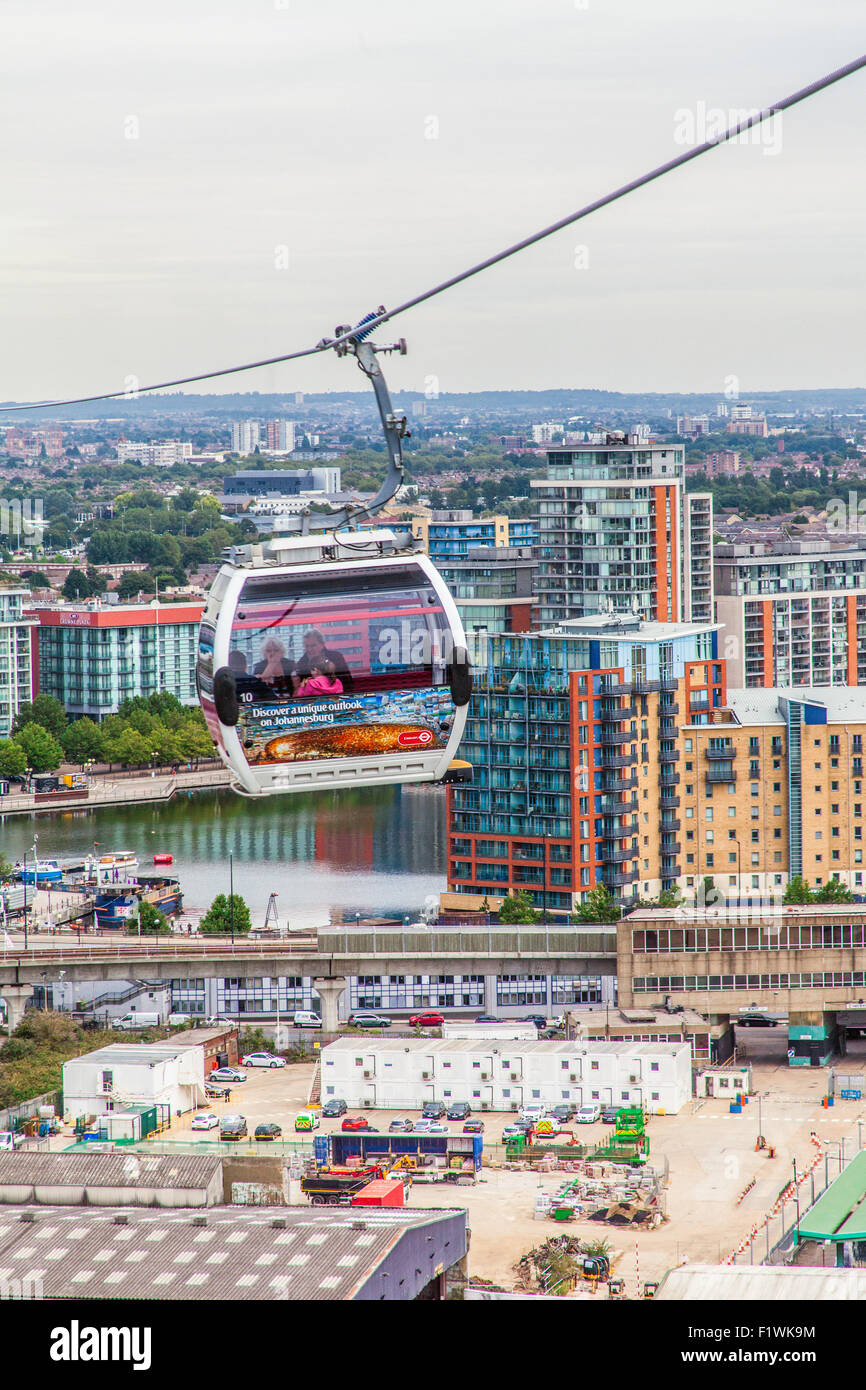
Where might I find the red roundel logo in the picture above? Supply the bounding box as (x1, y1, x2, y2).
(397, 728, 434, 748)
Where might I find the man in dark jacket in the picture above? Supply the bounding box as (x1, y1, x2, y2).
(292, 628, 354, 693)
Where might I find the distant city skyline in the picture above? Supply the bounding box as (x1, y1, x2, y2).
(2, 0, 865, 401)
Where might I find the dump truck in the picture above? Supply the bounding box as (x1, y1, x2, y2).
(300, 1164, 385, 1206)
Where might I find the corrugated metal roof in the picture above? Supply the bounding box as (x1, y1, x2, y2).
(64, 1044, 196, 1067)
(0, 1204, 463, 1300)
(656, 1264, 866, 1301)
(171, 1028, 237, 1048)
(0, 1151, 221, 1190)
(322, 1038, 688, 1058)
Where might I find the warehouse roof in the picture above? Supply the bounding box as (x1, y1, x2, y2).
(0, 1205, 464, 1300)
(63, 1043, 199, 1067)
(656, 1264, 866, 1300)
(171, 1028, 237, 1048)
(322, 1038, 688, 1057)
(723, 686, 866, 728)
(795, 1151, 866, 1243)
(0, 1150, 221, 1190)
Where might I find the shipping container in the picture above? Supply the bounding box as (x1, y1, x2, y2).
(351, 1178, 405, 1207)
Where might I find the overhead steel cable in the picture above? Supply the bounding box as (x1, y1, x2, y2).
(3, 50, 865, 414)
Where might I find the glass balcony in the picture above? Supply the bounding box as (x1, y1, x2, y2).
(599, 752, 637, 769)
(599, 867, 639, 888)
(599, 846, 634, 864)
(601, 822, 632, 840)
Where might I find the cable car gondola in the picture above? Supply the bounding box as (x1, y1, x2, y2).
(197, 315, 472, 796)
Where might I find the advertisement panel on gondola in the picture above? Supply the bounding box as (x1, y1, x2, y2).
(228, 565, 456, 768)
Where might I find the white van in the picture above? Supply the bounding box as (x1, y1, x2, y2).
(0, 1132, 24, 1151)
(293, 1011, 322, 1029)
(111, 1012, 161, 1031)
(167, 1013, 192, 1027)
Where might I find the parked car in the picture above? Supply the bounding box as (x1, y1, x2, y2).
(255, 1123, 283, 1141)
(293, 1011, 323, 1028)
(321, 1099, 348, 1118)
(210, 1067, 246, 1083)
(463, 1119, 485, 1134)
(219, 1116, 248, 1141)
(551, 1104, 577, 1123)
(191, 1113, 219, 1131)
(422, 1101, 447, 1119)
(389, 1118, 414, 1133)
(576, 1104, 602, 1124)
(204, 1084, 228, 1100)
(426, 1122, 448, 1134)
(502, 1124, 526, 1141)
(602, 1106, 620, 1124)
(409, 1012, 445, 1028)
(474, 1015, 499, 1024)
(205, 1016, 237, 1028)
(341, 1116, 373, 1132)
(241, 1052, 287, 1068)
(520, 1105, 546, 1125)
(447, 1102, 471, 1121)
(348, 1013, 392, 1029)
(737, 1013, 779, 1028)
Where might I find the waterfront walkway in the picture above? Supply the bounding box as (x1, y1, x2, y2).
(0, 766, 232, 818)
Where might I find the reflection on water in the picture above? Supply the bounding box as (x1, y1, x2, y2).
(0, 784, 447, 929)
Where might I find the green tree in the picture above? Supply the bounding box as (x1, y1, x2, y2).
(574, 885, 621, 924)
(62, 567, 95, 601)
(115, 571, 153, 601)
(103, 727, 151, 767)
(0, 739, 27, 779)
(783, 875, 814, 905)
(0, 851, 15, 882)
(13, 722, 64, 773)
(814, 878, 853, 903)
(61, 718, 105, 767)
(12, 694, 67, 741)
(126, 899, 171, 935)
(199, 892, 252, 935)
(656, 887, 684, 908)
(172, 723, 214, 762)
(497, 890, 540, 925)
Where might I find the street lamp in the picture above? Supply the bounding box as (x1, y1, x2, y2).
(229, 852, 235, 946)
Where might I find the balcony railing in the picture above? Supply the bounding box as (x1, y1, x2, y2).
(598, 729, 630, 746)
(659, 817, 681, 831)
(599, 867, 639, 888)
(596, 772, 638, 792)
(599, 752, 637, 769)
(601, 823, 632, 841)
(658, 771, 680, 787)
(705, 746, 735, 761)
(706, 768, 736, 785)
(598, 846, 634, 864)
(659, 748, 680, 764)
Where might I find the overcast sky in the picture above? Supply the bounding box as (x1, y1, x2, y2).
(1, 0, 865, 402)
